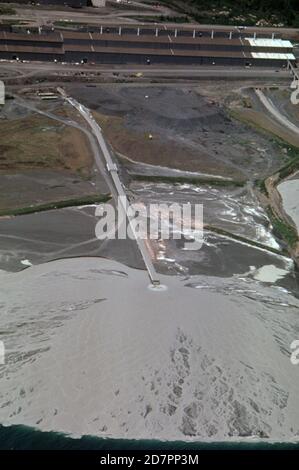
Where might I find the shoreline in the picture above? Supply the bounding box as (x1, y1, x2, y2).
(1, 423, 299, 450)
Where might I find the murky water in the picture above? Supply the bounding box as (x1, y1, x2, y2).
(130, 182, 298, 293)
(0, 181, 298, 292)
(0, 257, 299, 441)
(131, 182, 281, 248)
(0, 180, 298, 442)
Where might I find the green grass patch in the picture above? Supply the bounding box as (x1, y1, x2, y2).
(278, 157, 299, 180)
(53, 21, 86, 28)
(0, 6, 16, 15)
(255, 178, 268, 196)
(265, 136, 299, 180)
(0, 194, 110, 217)
(267, 207, 298, 248)
(159, 15, 190, 23)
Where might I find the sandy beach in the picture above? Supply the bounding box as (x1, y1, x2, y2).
(0, 257, 299, 441)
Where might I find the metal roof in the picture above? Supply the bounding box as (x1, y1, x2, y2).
(0, 31, 63, 43)
(3, 30, 244, 47)
(0, 30, 295, 62)
(65, 44, 250, 58)
(251, 51, 296, 60)
(245, 38, 293, 48)
(87, 32, 244, 46)
(0, 31, 294, 52)
(0, 44, 64, 54)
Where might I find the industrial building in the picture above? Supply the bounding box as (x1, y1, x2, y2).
(3, 0, 88, 6)
(0, 27, 296, 67)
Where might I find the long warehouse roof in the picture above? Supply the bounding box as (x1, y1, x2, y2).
(0, 31, 63, 43)
(64, 44, 252, 58)
(0, 31, 294, 50)
(0, 30, 295, 61)
(62, 30, 245, 46)
(0, 44, 64, 54)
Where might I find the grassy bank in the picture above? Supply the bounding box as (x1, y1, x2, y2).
(205, 224, 286, 256)
(256, 140, 299, 194)
(0, 194, 110, 217)
(229, 106, 299, 189)
(132, 174, 245, 187)
(269, 137, 299, 180)
(0, 5, 16, 15)
(54, 21, 87, 28)
(256, 179, 268, 196)
(278, 153, 299, 181)
(267, 207, 298, 248)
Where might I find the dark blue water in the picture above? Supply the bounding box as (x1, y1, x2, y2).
(0, 425, 299, 450)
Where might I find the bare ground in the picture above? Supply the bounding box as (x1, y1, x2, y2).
(68, 83, 288, 181)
